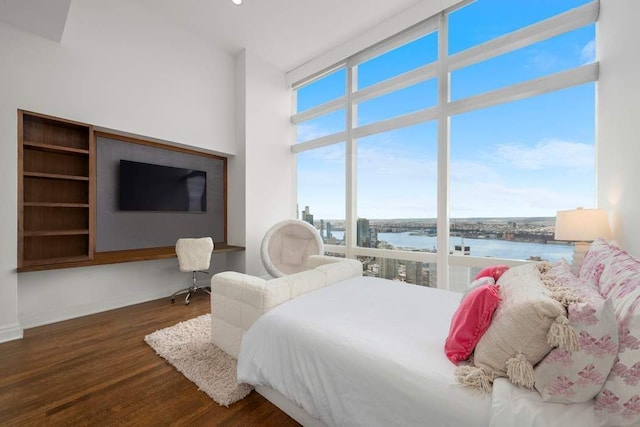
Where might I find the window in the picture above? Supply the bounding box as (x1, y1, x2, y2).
(357, 32, 437, 89)
(448, 0, 594, 55)
(450, 84, 594, 262)
(297, 143, 346, 243)
(293, 1, 598, 289)
(357, 122, 437, 251)
(296, 68, 346, 113)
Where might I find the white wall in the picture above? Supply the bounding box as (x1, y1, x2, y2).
(229, 50, 294, 276)
(597, 0, 640, 257)
(0, 0, 236, 340)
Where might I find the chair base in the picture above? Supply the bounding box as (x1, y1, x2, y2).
(170, 285, 211, 305)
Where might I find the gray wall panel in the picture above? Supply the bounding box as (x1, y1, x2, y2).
(96, 137, 225, 251)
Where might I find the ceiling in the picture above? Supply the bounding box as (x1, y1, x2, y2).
(0, 0, 427, 72)
(0, 0, 71, 42)
(130, 0, 426, 72)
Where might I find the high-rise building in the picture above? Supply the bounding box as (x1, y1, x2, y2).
(301, 205, 314, 225)
(357, 218, 371, 247)
(326, 221, 333, 241)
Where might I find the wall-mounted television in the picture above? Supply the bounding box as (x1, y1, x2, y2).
(119, 160, 207, 212)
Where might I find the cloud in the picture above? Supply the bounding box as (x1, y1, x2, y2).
(526, 50, 558, 73)
(296, 123, 326, 143)
(450, 180, 593, 218)
(450, 160, 501, 181)
(358, 144, 437, 180)
(296, 122, 344, 143)
(580, 40, 596, 64)
(494, 139, 594, 170)
(299, 143, 345, 163)
(297, 137, 595, 219)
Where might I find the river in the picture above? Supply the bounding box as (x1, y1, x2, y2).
(328, 230, 573, 262)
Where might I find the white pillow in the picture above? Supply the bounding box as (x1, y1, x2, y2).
(456, 263, 577, 392)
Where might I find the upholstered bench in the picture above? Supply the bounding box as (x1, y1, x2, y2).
(210, 255, 362, 358)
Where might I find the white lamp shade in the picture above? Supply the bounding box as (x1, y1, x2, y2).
(555, 208, 611, 242)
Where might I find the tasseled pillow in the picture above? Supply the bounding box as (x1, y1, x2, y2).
(455, 263, 578, 392)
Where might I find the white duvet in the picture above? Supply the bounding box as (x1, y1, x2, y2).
(237, 276, 491, 427)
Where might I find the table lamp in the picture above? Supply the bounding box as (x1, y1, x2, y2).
(554, 207, 611, 275)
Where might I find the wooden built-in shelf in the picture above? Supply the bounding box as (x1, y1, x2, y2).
(20, 255, 93, 268)
(17, 243, 244, 272)
(23, 172, 89, 181)
(24, 202, 90, 208)
(18, 110, 94, 269)
(23, 141, 90, 155)
(24, 229, 90, 237)
(18, 110, 232, 272)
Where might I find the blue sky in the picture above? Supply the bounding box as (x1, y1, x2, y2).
(297, 0, 595, 221)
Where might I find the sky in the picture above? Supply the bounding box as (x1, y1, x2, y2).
(296, 0, 595, 221)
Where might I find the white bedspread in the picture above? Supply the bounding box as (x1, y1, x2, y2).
(237, 276, 491, 427)
(490, 378, 599, 427)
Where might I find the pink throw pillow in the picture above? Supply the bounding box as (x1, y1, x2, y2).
(445, 284, 501, 364)
(474, 265, 509, 282)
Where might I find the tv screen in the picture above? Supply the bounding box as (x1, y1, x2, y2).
(119, 160, 206, 212)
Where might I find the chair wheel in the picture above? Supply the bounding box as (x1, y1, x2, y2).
(185, 300, 190, 305)
(171, 297, 175, 304)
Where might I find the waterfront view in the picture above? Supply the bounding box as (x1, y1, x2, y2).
(310, 214, 572, 262)
(328, 230, 572, 262)
(301, 208, 575, 289)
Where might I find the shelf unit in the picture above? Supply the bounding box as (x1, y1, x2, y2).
(18, 111, 95, 268)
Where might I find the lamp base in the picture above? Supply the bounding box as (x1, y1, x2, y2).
(571, 241, 590, 276)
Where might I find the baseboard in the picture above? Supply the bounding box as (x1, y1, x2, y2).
(18, 289, 173, 330)
(0, 322, 24, 343)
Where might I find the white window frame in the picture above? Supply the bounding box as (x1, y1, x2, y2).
(293, 1, 599, 289)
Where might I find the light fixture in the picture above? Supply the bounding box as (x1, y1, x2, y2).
(555, 207, 611, 275)
(231, 0, 242, 5)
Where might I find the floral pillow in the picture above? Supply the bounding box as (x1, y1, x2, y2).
(579, 238, 613, 287)
(586, 241, 640, 426)
(534, 260, 618, 403)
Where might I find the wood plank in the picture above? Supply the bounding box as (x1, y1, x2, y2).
(0, 295, 299, 426)
(23, 172, 89, 181)
(16, 243, 245, 272)
(23, 202, 90, 208)
(23, 229, 90, 237)
(23, 141, 90, 155)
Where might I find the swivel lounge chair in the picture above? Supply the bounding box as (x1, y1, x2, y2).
(260, 219, 324, 277)
(171, 237, 214, 305)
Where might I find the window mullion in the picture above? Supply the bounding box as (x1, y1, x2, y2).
(436, 11, 450, 290)
(345, 66, 357, 259)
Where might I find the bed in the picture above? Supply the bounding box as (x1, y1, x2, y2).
(211, 246, 640, 427)
(238, 276, 491, 427)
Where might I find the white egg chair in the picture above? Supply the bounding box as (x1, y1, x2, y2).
(261, 219, 324, 277)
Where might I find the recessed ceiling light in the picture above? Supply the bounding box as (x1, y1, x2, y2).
(232, 0, 242, 5)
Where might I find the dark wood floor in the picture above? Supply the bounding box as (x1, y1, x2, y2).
(0, 292, 300, 426)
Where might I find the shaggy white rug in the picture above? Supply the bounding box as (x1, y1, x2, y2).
(144, 314, 253, 407)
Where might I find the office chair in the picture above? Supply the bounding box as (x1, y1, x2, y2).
(171, 237, 214, 305)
